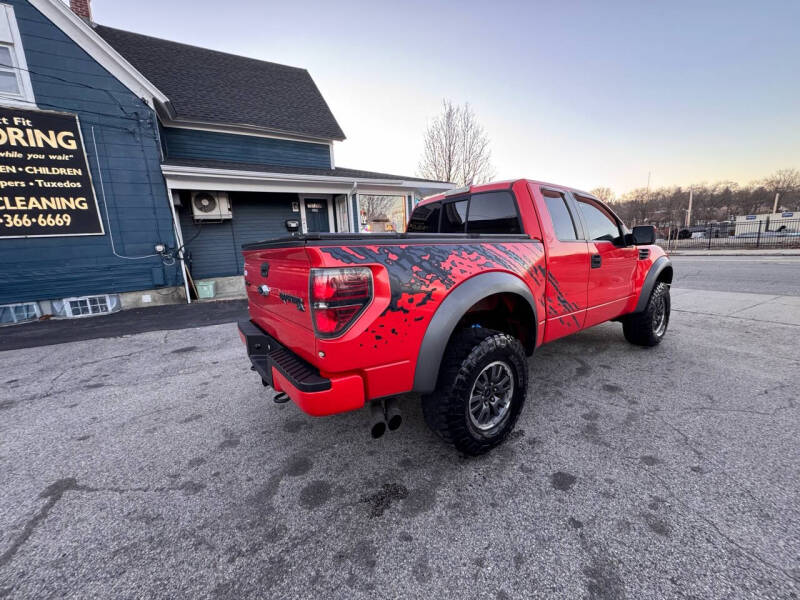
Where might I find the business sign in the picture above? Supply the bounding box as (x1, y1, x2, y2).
(745, 215, 756, 220)
(0, 106, 104, 238)
(782, 212, 794, 218)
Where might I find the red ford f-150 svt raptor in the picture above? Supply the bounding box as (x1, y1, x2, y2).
(238, 179, 672, 454)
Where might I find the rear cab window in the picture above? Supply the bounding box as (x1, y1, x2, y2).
(467, 192, 521, 234)
(408, 190, 522, 235)
(441, 200, 468, 233)
(407, 201, 441, 232)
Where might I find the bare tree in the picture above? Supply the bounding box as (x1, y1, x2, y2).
(418, 100, 495, 186)
(456, 103, 494, 187)
(603, 167, 799, 228)
(760, 168, 800, 210)
(761, 168, 800, 193)
(359, 195, 397, 222)
(589, 187, 616, 204)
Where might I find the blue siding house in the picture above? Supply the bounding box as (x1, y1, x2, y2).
(0, 0, 450, 322)
(0, 0, 179, 316)
(162, 128, 333, 170)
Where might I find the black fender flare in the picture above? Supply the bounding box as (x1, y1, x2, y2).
(633, 256, 673, 313)
(412, 271, 538, 394)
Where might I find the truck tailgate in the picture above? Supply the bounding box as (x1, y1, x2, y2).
(243, 245, 314, 358)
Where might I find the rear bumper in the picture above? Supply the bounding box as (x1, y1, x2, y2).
(238, 320, 365, 416)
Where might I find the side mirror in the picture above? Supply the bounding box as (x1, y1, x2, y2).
(631, 225, 655, 245)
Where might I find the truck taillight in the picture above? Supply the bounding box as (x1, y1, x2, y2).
(310, 267, 373, 337)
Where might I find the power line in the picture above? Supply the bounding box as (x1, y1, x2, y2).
(2, 62, 166, 144)
(4, 61, 146, 119)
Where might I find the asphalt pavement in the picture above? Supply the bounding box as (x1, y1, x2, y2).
(0, 300, 248, 352)
(1, 287, 798, 599)
(670, 255, 800, 295)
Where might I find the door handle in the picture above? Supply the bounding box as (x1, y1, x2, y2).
(591, 254, 602, 268)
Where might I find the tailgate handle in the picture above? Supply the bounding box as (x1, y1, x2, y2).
(261, 262, 270, 277)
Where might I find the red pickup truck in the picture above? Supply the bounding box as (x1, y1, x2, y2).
(238, 179, 672, 454)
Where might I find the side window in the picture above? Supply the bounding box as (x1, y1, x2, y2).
(0, 5, 35, 105)
(542, 190, 578, 241)
(440, 200, 468, 233)
(0, 47, 18, 95)
(466, 191, 521, 234)
(407, 201, 441, 233)
(576, 197, 620, 243)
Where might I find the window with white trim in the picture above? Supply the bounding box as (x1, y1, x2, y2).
(0, 4, 35, 105)
(357, 194, 408, 233)
(49, 295, 120, 318)
(0, 302, 40, 324)
(67, 295, 111, 317)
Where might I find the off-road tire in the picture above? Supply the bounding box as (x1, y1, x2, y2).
(421, 328, 528, 456)
(623, 281, 670, 346)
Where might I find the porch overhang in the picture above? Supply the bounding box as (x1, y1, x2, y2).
(160, 163, 454, 197)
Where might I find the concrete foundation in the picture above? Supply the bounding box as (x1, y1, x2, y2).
(119, 285, 186, 309)
(193, 276, 246, 301)
(45, 275, 244, 314)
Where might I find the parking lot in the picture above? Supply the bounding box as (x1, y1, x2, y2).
(1, 278, 799, 598)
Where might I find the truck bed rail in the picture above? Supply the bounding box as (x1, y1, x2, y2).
(242, 232, 533, 251)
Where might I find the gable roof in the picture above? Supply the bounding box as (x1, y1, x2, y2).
(94, 25, 346, 142)
(27, 0, 168, 106)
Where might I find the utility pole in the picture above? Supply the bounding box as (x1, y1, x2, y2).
(640, 171, 650, 228)
(772, 192, 780, 215)
(686, 189, 693, 227)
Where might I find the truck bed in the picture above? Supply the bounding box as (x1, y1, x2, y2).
(240, 231, 548, 406)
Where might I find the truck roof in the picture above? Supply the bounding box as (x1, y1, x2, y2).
(418, 179, 598, 206)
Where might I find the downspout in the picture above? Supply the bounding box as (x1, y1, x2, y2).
(166, 187, 192, 304)
(349, 180, 358, 233)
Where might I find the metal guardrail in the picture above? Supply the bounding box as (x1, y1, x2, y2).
(657, 218, 800, 250)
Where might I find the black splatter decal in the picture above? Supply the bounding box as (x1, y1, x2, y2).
(322, 245, 460, 312)
(321, 242, 546, 315)
(316, 240, 589, 345)
(546, 272, 581, 327)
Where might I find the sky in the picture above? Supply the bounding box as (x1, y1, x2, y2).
(90, 0, 800, 195)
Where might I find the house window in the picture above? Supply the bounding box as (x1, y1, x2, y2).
(334, 195, 350, 232)
(53, 295, 120, 318)
(0, 4, 35, 106)
(357, 195, 407, 233)
(0, 302, 40, 324)
(69, 295, 110, 317)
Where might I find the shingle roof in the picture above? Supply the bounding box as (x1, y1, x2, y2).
(162, 158, 452, 185)
(94, 25, 346, 141)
